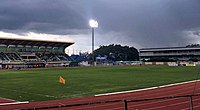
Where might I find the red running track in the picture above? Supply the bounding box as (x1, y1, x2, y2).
(1, 81, 200, 110)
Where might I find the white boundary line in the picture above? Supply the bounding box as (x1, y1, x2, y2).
(0, 97, 16, 102)
(0, 101, 29, 106)
(95, 80, 200, 97)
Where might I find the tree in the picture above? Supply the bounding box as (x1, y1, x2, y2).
(89, 44, 139, 61)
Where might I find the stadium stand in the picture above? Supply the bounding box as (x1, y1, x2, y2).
(0, 37, 74, 69)
(140, 46, 200, 62)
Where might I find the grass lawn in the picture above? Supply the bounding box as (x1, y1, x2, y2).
(0, 66, 199, 102)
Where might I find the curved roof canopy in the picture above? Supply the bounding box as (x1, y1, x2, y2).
(0, 37, 74, 48)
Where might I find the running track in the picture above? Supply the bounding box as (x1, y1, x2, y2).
(1, 81, 200, 110)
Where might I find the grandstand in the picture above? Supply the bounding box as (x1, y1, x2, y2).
(0, 37, 74, 69)
(139, 46, 200, 62)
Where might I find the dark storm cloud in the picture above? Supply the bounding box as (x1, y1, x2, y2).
(1, 0, 200, 48)
(92, 0, 200, 47)
(0, 0, 88, 34)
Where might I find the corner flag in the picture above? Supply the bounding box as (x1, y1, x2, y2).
(59, 76, 65, 85)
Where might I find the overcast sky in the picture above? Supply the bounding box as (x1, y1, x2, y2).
(0, 0, 200, 54)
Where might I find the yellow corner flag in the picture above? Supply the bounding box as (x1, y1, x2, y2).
(59, 76, 65, 85)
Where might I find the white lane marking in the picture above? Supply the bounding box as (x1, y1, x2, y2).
(0, 97, 16, 102)
(95, 80, 200, 96)
(0, 101, 29, 106)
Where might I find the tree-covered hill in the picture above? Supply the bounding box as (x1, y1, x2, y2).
(91, 44, 139, 61)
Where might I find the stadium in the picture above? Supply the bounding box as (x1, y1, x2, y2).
(1, 0, 200, 109)
(0, 37, 199, 110)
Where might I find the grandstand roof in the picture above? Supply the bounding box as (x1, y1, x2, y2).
(0, 37, 74, 48)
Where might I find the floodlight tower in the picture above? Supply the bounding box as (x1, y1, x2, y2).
(89, 19, 98, 66)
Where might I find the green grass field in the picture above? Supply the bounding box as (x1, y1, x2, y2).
(0, 66, 199, 102)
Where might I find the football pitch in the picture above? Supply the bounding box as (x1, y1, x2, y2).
(0, 66, 199, 102)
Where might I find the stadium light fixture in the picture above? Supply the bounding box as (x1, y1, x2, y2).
(89, 19, 98, 66)
(89, 19, 98, 28)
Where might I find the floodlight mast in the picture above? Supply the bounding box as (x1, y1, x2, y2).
(89, 19, 98, 66)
